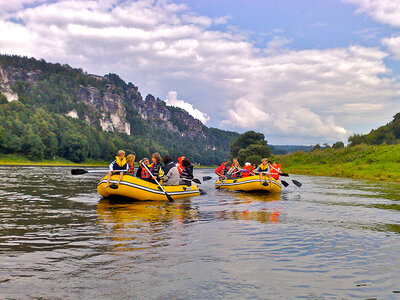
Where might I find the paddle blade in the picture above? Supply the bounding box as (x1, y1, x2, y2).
(165, 192, 174, 202)
(199, 188, 207, 195)
(292, 180, 302, 188)
(202, 176, 213, 181)
(192, 178, 202, 184)
(279, 173, 289, 177)
(71, 169, 88, 175)
(280, 180, 289, 187)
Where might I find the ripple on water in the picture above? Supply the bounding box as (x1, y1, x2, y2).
(1, 168, 400, 299)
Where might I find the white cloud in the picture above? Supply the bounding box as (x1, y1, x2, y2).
(344, 0, 400, 27)
(1, 0, 400, 144)
(165, 91, 209, 124)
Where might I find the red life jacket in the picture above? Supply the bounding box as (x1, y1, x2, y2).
(140, 165, 150, 178)
(176, 157, 184, 175)
(128, 164, 135, 174)
(270, 164, 281, 180)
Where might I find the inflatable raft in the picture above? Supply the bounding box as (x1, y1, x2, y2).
(97, 174, 200, 201)
(215, 175, 282, 193)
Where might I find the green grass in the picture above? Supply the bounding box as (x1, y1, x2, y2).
(275, 144, 400, 182)
(0, 154, 108, 166)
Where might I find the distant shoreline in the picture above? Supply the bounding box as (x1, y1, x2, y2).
(0, 155, 215, 168)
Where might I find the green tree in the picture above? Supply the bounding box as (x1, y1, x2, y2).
(332, 141, 344, 149)
(230, 131, 268, 158)
(0, 93, 7, 104)
(237, 144, 271, 164)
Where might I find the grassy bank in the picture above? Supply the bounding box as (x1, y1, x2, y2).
(275, 144, 400, 182)
(0, 154, 108, 166)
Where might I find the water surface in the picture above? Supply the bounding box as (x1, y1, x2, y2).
(1, 166, 400, 299)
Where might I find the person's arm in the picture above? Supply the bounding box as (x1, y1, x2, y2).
(109, 161, 115, 172)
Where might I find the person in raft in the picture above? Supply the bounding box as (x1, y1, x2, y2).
(215, 160, 229, 179)
(162, 155, 180, 186)
(226, 158, 241, 178)
(270, 161, 282, 181)
(176, 155, 186, 175)
(241, 162, 253, 177)
(254, 158, 272, 186)
(149, 152, 164, 183)
(126, 154, 136, 175)
(180, 157, 194, 185)
(136, 157, 152, 181)
(105, 150, 129, 188)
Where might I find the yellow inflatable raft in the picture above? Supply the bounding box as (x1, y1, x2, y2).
(215, 175, 282, 193)
(97, 174, 200, 201)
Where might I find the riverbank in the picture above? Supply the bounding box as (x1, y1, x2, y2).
(0, 154, 108, 167)
(0, 154, 216, 169)
(275, 144, 400, 182)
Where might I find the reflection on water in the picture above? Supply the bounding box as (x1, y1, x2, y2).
(97, 199, 200, 252)
(1, 166, 400, 299)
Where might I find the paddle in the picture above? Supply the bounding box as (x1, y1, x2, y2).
(215, 177, 227, 189)
(278, 173, 302, 187)
(180, 178, 206, 195)
(141, 163, 174, 202)
(202, 176, 212, 181)
(71, 168, 109, 175)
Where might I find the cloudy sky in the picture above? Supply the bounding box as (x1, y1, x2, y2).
(1, 0, 400, 145)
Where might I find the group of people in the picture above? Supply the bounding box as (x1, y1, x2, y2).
(215, 158, 282, 186)
(104, 150, 194, 188)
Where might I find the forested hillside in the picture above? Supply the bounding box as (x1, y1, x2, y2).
(0, 54, 238, 164)
(348, 113, 400, 146)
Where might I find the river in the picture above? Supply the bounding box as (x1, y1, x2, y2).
(1, 166, 400, 299)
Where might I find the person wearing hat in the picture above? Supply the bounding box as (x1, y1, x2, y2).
(215, 160, 229, 179)
(241, 162, 253, 177)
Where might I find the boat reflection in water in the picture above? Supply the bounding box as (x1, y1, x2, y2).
(96, 199, 199, 252)
(216, 191, 282, 223)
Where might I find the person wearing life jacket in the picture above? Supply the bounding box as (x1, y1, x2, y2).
(163, 155, 180, 186)
(215, 160, 229, 179)
(226, 159, 241, 178)
(180, 158, 194, 186)
(241, 162, 253, 178)
(254, 158, 271, 186)
(126, 154, 136, 175)
(149, 152, 164, 183)
(270, 161, 282, 180)
(105, 150, 129, 188)
(176, 155, 185, 175)
(136, 157, 152, 181)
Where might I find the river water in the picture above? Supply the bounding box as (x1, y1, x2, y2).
(1, 166, 400, 299)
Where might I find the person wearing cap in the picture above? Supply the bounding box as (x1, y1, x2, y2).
(241, 162, 253, 177)
(215, 160, 229, 179)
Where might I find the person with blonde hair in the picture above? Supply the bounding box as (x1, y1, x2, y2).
(105, 150, 128, 188)
(254, 158, 271, 186)
(126, 154, 136, 175)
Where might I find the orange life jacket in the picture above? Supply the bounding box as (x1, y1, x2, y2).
(270, 164, 281, 180)
(176, 157, 184, 175)
(241, 165, 253, 177)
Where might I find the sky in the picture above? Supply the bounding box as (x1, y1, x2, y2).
(1, 0, 400, 145)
